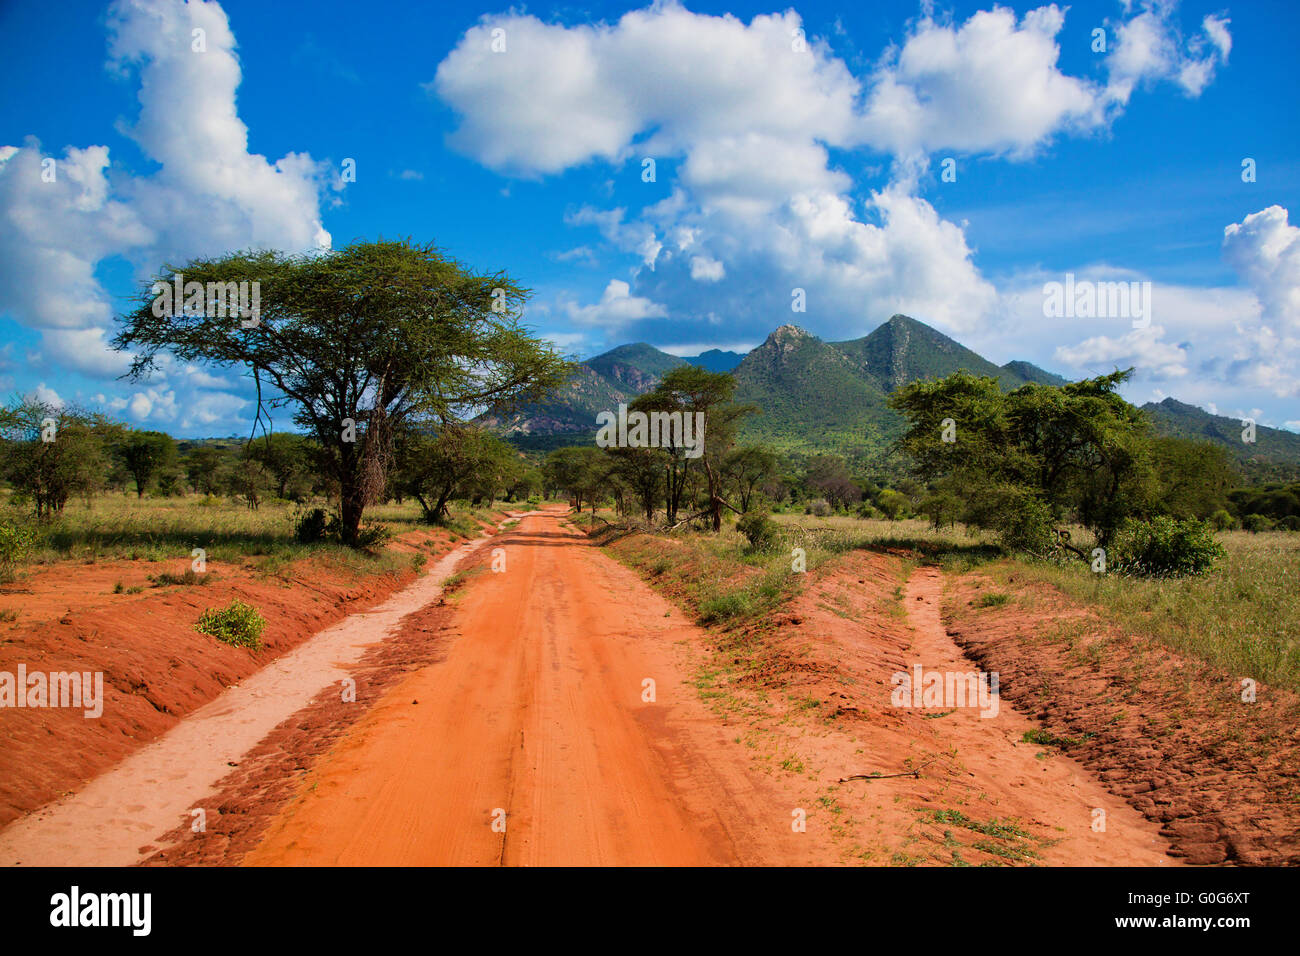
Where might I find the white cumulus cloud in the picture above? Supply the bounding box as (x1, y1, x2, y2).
(0, 0, 332, 404)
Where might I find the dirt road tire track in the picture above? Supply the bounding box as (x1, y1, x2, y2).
(245, 511, 819, 866)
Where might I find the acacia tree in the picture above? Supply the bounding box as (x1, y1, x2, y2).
(1, 401, 108, 517)
(118, 430, 177, 498)
(608, 445, 668, 522)
(723, 445, 778, 513)
(245, 432, 315, 501)
(183, 446, 230, 496)
(114, 240, 570, 544)
(804, 454, 861, 510)
(543, 446, 612, 513)
(397, 427, 515, 522)
(888, 369, 1156, 553)
(632, 366, 754, 531)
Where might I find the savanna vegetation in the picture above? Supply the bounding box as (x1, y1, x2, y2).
(544, 364, 1296, 692)
(1, 239, 564, 585)
(2, 234, 1296, 684)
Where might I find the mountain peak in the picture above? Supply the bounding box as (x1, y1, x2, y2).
(765, 324, 813, 345)
(583, 342, 685, 392)
(588, 342, 662, 362)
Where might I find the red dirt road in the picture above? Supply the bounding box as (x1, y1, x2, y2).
(245, 511, 817, 866)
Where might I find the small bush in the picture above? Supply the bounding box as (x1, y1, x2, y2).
(0, 522, 37, 582)
(736, 512, 779, 552)
(806, 498, 831, 517)
(195, 600, 267, 649)
(150, 568, 211, 587)
(875, 488, 909, 520)
(1279, 515, 1300, 532)
(292, 506, 389, 549)
(1242, 514, 1275, 533)
(990, 491, 1054, 555)
(976, 592, 1010, 608)
(293, 507, 337, 543)
(1209, 508, 1235, 531)
(1111, 516, 1225, 577)
(355, 523, 392, 550)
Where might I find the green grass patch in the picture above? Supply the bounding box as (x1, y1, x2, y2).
(1021, 728, 1091, 749)
(195, 599, 266, 650)
(998, 530, 1300, 692)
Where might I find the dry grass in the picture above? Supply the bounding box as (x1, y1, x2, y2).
(0, 491, 501, 575)
(1003, 530, 1300, 692)
(604, 508, 1300, 693)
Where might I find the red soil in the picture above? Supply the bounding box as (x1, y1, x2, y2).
(241, 512, 821, 866)
(644, 547, 1176, 865)
(0, 520, 499, 830)
(943, 571, 1300, 865)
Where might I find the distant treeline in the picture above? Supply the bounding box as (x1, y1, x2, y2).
(3, 366, 1293, 547)
(0, 398, 547, 520)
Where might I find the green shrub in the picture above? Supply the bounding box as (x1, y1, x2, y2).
(150, 568, 211, 587)
(0, 522, 37, 583)
(1111, 516, 1225, 577)
(292, 506, 388, 549)
(1242, 514, 1275, 533)
(293, 507, 335, 543)
(355, 523, 391, 550)
(875, 488, 908, 520)
(984, 490, 1054, 555)
(1209, 508, 1235, 531)
(918, 491, 962, 530)
(736, 512, 779, 552)
(195, 600, 266, 649)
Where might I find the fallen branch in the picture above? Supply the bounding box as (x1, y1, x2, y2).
(1053, 528, 1089, 560)
(664, 508, 712, 531)
(838, 757, 939, 782)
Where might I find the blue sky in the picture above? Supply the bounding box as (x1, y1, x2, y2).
(1, 0, 1297, 436)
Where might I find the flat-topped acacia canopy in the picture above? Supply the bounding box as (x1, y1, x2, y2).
(113, 238, 572, 544)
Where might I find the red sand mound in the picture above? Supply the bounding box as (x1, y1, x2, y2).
(0, 520, 498, 830)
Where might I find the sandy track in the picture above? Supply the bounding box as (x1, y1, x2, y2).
(2, 509, 1186, 867)
(0, 530, 500, 867)
(245, 512, 817, 866)
(898, 567, 1173, 865)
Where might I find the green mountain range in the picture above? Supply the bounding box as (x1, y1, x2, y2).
(1141, 397, 1300, 482)
(485, 314, 1300, 476)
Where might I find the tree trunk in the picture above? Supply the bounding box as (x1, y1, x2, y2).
(340, 490, 364, 546)
(338, 452, 365, 546)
